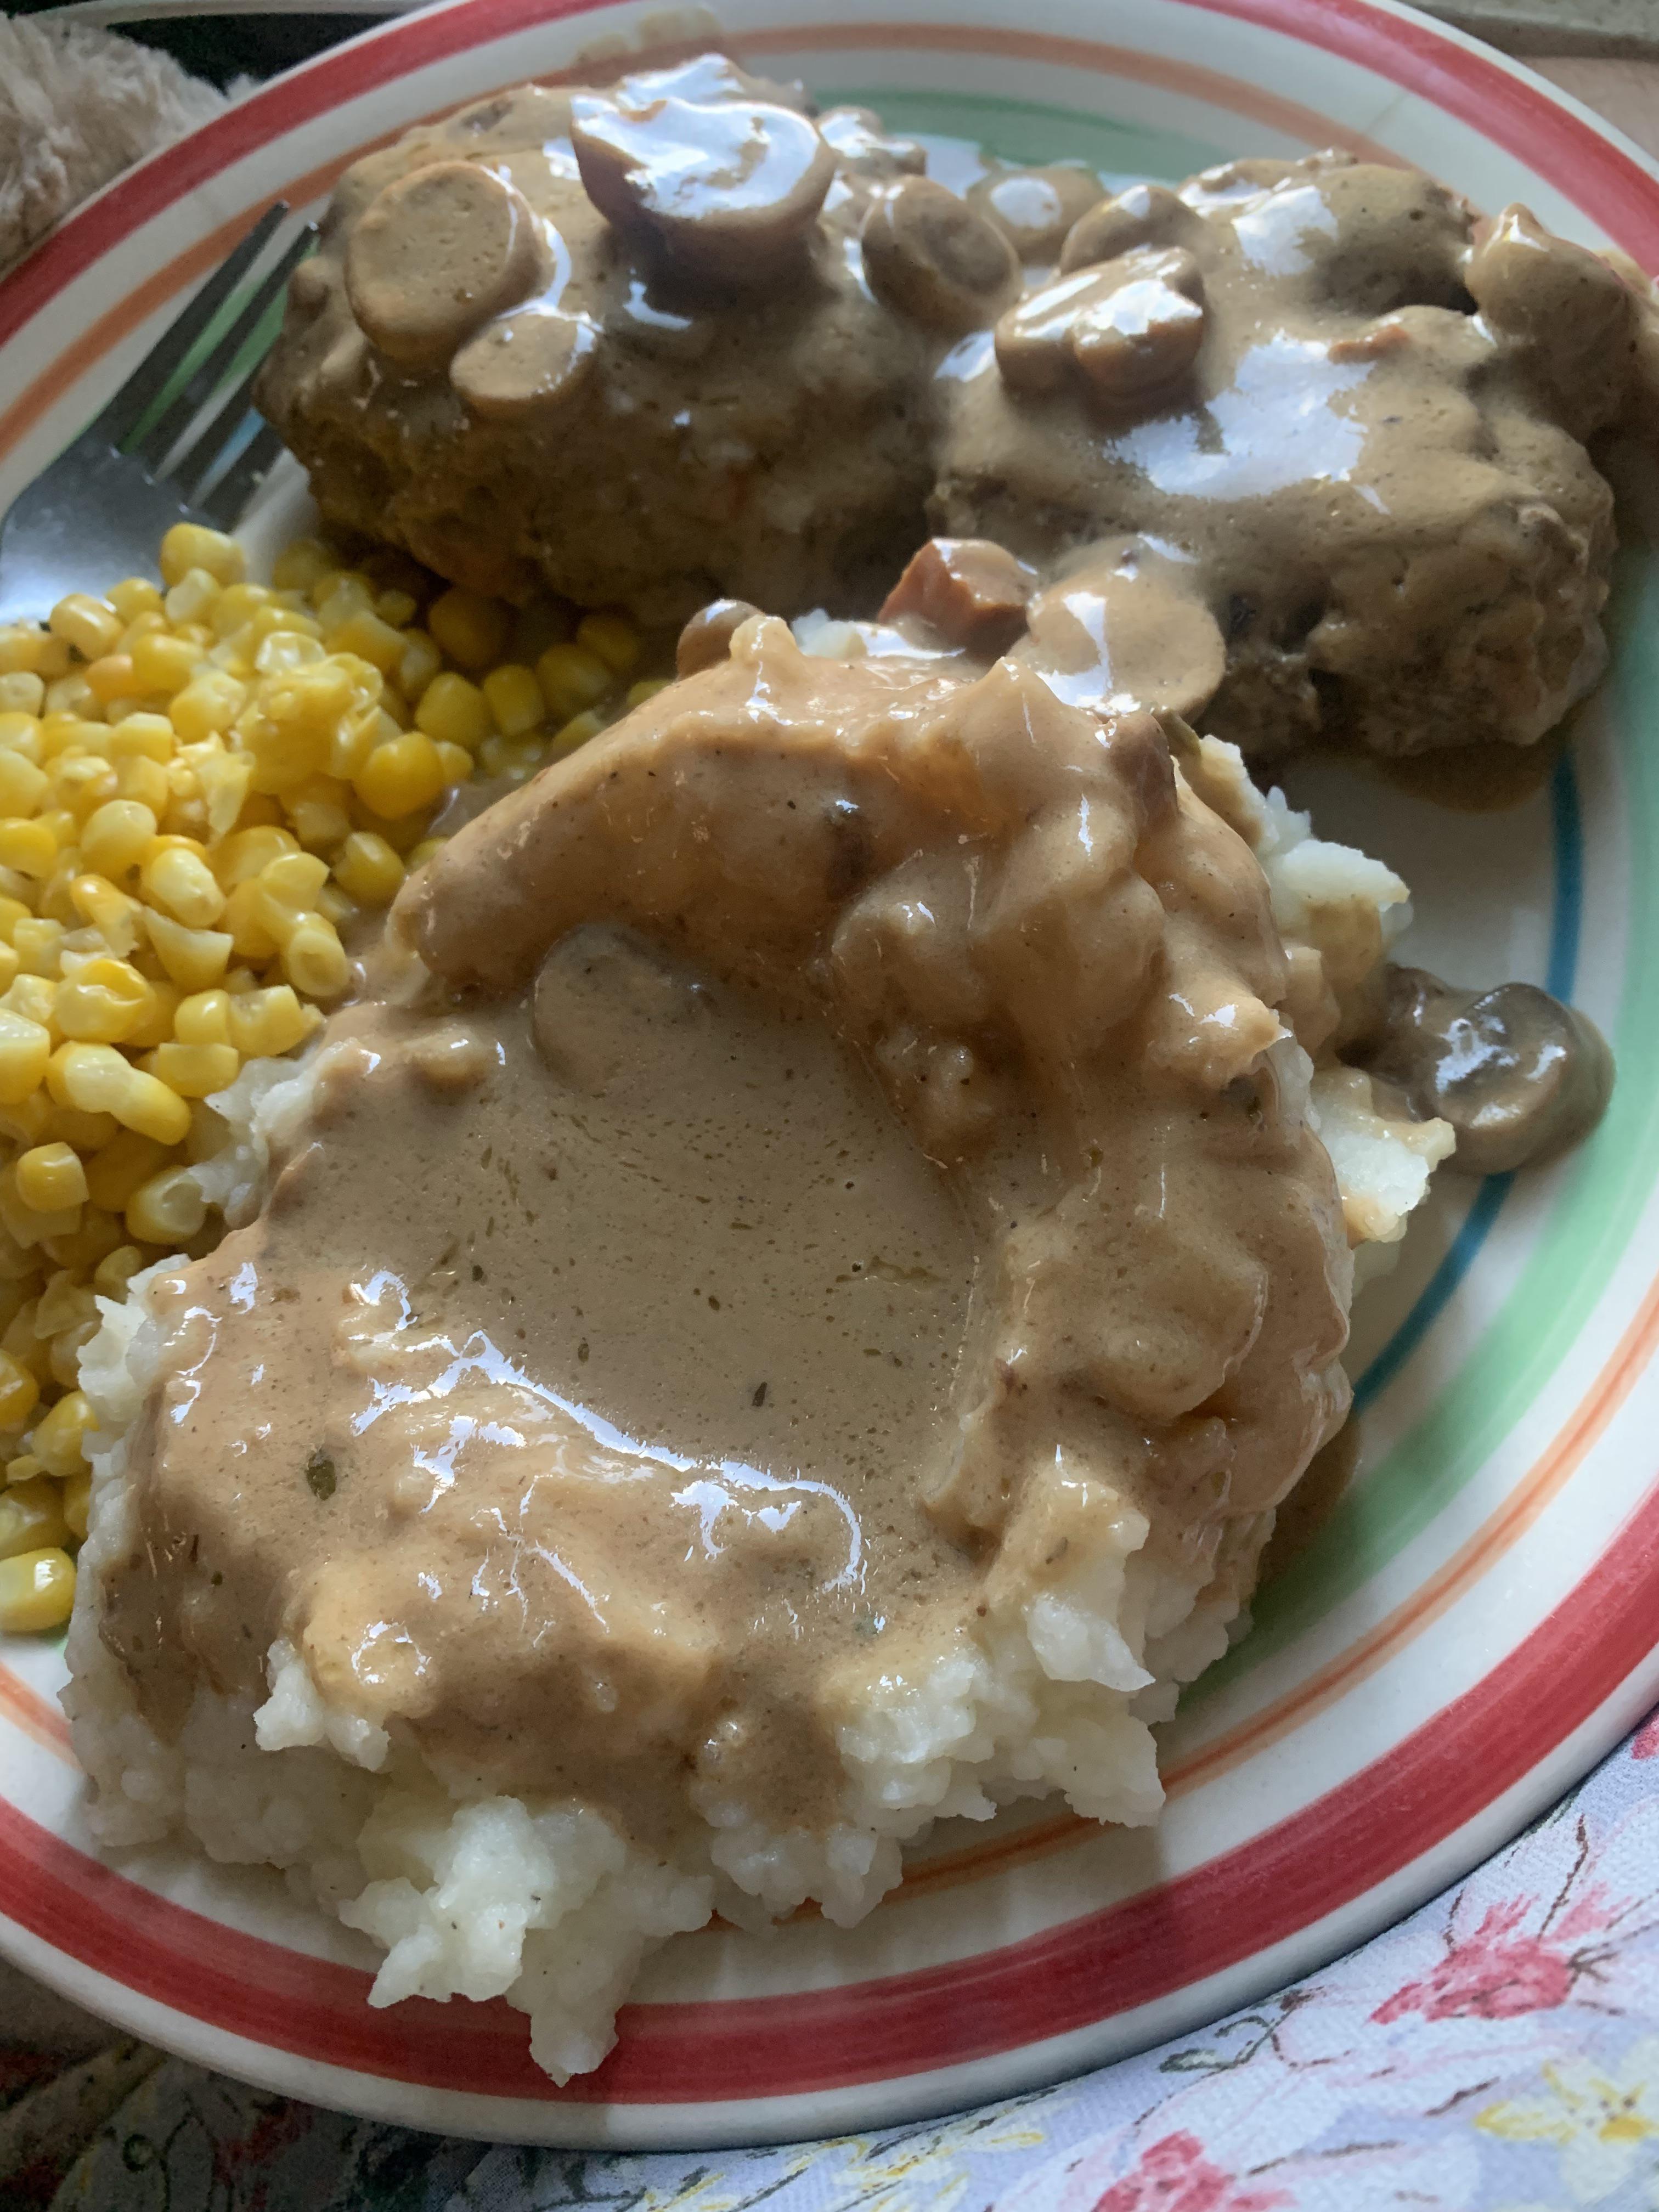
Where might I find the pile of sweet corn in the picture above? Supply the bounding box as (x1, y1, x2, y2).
(0, 520, 660, 1635)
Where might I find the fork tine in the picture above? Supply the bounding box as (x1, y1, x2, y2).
(89, 202, 288, 451)
(133, 224, 315, 473)
(199, 419, 289, 529)
(166, 362, 268, 505)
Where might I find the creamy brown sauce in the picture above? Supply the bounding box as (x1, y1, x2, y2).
(107, 627, 1351, 1844)
(261, 87, 1658, 758)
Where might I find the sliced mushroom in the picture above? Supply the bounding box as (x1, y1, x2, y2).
(879, 538, 1036, 654)
(450, 308, 600, 420)
(1015, 539, 1226, 721)
(860, 178, 1022, 334)
(344, 161, 550, 373)
(816, 106, 927, 183)
(676, 597, 761, 674)
(570, 87, 833, 281)
(968, 165, 1107, 262)
(1355, 965, 1613, 1176)
(1059, 182, 1202, 273)
(995, 247, 1206, 406)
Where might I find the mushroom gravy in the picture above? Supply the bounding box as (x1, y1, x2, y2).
(258, 58, 1659, 761)
(105, 627, 1352, 1841)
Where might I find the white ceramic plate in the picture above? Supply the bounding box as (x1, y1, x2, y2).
(3, 0, 1659, 2148)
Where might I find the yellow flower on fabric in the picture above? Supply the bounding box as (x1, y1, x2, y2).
(1476, 2038, 1659, 2204)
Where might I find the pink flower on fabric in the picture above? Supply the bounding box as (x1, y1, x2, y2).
(1632, 1713, 1659, 1760)
(1088, 2131, 1292, 2211)
(1372, 1897, 1576, 2022)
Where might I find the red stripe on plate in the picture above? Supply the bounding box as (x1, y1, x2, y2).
(7, 1470, 1656, 2103)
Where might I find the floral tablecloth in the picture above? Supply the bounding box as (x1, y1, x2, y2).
(6, 1709, 1658, 2212)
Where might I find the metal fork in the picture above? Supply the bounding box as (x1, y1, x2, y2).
(0, 204, 317, 625)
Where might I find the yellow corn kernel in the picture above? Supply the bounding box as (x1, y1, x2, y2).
(125, 1164, 208, 1245)
(0, 672, 46, 718)
(0, 946, 20, 998)
(328, 606, 407, 675)
(44, 672, 100, 722)
(45, 1109, 117, 1158)
(476, 731, 545, 782)
(142, 1040, 238, 1098)
(164, 569, 222, 627)
(12, 919, 62, 981)
(226, 984, 313, 1058)
(48, 1044, 191, 1144)
(433, 740, 473, 788)
(173, 988, 230, 1046)
(329, 706, 388, 786)
(3, 1454, 42, 1486)
(35, 809, 75, 857)
(83, 654, 139, 707)
(93, 1243, 144, 1298)
(405, 837, 447, 871)
(15, 1143, 88, 1213)
(31, 1389, 93, 1479)
(283, 915, 349, 1000)
(211, 824, 298, 888)
(428, 588, 510, 670)
(332, 831, 404, 907)
(221, 881, 279, 961)
(49, 594, 123, 662)
(81, 798, 157, 878)
(112, 754, 170, 814)
(0, 1477, 67, 1560)
(256, 850, 329, 915)
(195, 752, 254, 842)
(0, 817, 58, 878)
(253, 631, 326, 679)
(0, 628, 50, 678)
(128, 631, 200, 697)
(36, 1268, 93, 1340)
(54, 957, 153, 1044)
(0, 1351, 38, 1432)
(68, 875, 140, 960)
(85, 1132, 171, 1211)
(626, 677, 670, 710)
(140, 842, 224, 928)
(107, 578, 163, 623)
(552, 707, 607, 754)
(0, 751, 48, 817)
(3, 975, 56, 1029)
(62, 1470, 91, 1542)
(0, 715, 42, 761)
(160, 522, 244, 589)
(536, 641, 612, 723)
(375, 588, 418, 629)
(141, 911, 230, 994)
(412, 673, 491, 752)
(575, 611, 641, 676)
(272, 538, 334, 594)
(354, 731, 448, 818)
(0, 895, 30, 942)
(397, 630, 442, 703)
(168, 671, 245, 746)
(0, 1169, 77, 1251)
(286, 776, 354, 854)
(0, 1547, 74, 1631)
(108, 713, 175, 765)
(0, 1012, 51, 1105)
(477, 663, 541, 738)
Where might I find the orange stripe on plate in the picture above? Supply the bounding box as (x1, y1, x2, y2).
(0, 1662, 72, 1758)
